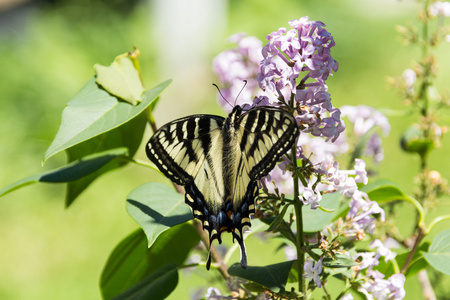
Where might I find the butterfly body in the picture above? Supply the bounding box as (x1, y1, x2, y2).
(147, 105, 299, 269)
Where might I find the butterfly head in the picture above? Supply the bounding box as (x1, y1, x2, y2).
(230, 105, 243, 120)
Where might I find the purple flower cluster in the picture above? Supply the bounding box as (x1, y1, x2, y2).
(360, 271, 406, 300)
(350, 240, 405, 299)
(340, 105, 390, 163)
(354, 239, 397, 272)
(213, 33, 263, 111)
(257, 16, 343, 142)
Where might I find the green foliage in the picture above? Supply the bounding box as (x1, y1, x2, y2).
(126, 182, 193, 247)
(228, 260, 295, 294)
(43, 77, 171, 162)
(423, 229, 450, 276)
(101, 224, 200, 299)
(0, 147, 128, 198)
(111, 264, 179, 300)
(302, 192, 341, 232)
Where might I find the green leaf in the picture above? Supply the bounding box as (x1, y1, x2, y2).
(422, 229, 450, 275)
(44, 78, 171, 162)
(101, 229, 148, 299)
(94, 50, 144, 106)
(266, 204, 291, 232)
(0, 148, 128, 197)
(112, 264, 178, 300)
(322, 255, 358, 268)
(101, 223, 199, 299)
(126, 182, 192, 247)
(303, 192, 341, 232)
(228, 260, 295, 293)
(64, 111, 147, 206)
(362, 179, 411, 203)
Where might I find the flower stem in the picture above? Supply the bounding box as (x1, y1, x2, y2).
(292, 146, 305, 297)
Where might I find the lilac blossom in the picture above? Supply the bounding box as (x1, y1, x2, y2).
(346, 190, 385, 236)
(340, 105, 390, 163)
(304, 257, 323, 288)
(370, 239, 397, 263)
(205, 287, 222, 300)
(353, 239, 396, 274)
(297, 132, 349, 166)
(387, 274, 406, 299)
(360, 271, 406, 300)
(257, 17, 344, 142)
(340, 294, 354, 300)
(284, 244, 297, 260)
(340, 105, 390, 136)
(213, 33, 263, 111)
(354, 251, 379, 270)
(429, 1, 450, 17)
(300, 184, 322, 209)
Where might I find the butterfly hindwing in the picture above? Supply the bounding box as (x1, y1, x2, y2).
(146, 105, 299, 269)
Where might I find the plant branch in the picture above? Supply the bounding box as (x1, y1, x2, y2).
(292, 146, 305, 297)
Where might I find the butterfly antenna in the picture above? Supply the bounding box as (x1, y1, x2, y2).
(212, 83, 233, 109)
(234, 80, 248, 106)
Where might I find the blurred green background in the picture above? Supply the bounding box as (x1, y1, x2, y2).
(0, 0, 449, 299)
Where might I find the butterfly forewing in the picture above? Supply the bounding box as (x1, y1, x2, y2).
(146, 115, 224, 185)
(237, 107, 299, 180)
(146, 105, 299, 269)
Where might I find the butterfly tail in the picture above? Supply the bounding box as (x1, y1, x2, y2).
(206, 248, 212, 270)
(233, 228, 248, 269)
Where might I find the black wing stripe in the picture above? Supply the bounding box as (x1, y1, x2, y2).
(146, 115, 225, 185)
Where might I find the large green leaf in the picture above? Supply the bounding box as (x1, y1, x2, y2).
(0, 148, 128, 197)
(422, 229, 450, 275)
(64, 111, 147, 206)
(126, 182, 192, 247)
(101, 223, 199, 299)
(228, 260, 295, 293)
(112, 264, 178, 300)
(362, 179, 410, 203)
(303, 192, 341, 232)
(43, 78, 171, 162)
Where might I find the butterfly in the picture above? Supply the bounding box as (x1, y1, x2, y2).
(146, 103, 299, 269)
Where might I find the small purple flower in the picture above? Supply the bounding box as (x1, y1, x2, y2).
(284, 244, 297, 260)
(304, 257, 323, 288)
(300, 185, 322, 209)
(354, 251, 379, 270)
(387, 273, 406, 300)
(370, 239, 397, 263)
(205, 287, 222, 300)
(354, 159, 368, 185)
